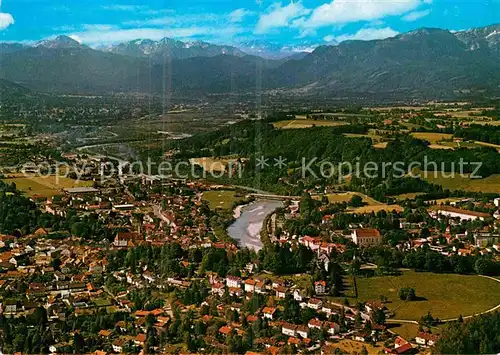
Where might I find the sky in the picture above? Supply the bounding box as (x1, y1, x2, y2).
(0, 0, 499, 47)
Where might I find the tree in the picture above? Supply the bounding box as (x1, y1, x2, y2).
(73, 332, 85, 353)
(474, 257, 494, 275)
(373, 309, 386, 325)
(349, 195, 364, 207)
(398, 287, 416, 301)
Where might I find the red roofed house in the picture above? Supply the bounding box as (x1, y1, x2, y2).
(308, 318, 323, 330)
(134, 334, 147, 346)
(113, 232, 137, 247)
(219, 326, 233, 336)
(384, 343, 413, 354)
(325, 321, 340, 335)
(384, 336, 413, 354)
(244, 279, 256, 293)
(307, 298, 323, 310)
(262, 307, 277, 320)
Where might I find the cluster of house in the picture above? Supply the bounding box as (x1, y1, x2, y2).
(201, 272, 438, 354)
(35, 179, 241, 254)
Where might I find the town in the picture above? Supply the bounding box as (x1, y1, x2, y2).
(0, 150, 499, 354)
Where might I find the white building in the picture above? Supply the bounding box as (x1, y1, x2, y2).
(494, 198, 500, 207)
(244, 279, 256, 293)
(307, 298, 323, 310)
(225, 276, 242, 288)
(282, 323, 297, 337)
(351, 229, 382, 247)
(432, 206, 491, 222)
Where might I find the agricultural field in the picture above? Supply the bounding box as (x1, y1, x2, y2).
(373, 142, 389, 149)
(428, 197, 464, 205)
(428, 144, 454, 150)
(202, 190, 241, 210)
(411, 132, 453, 144)
(2, 174, 93, 197)
(470, 120, 500, 126)
(329, 340, 383, 354)
(350, 204, 404, 214)
(339, 271, 500, 321)
(189, 157, 237, 173)
(273, 119, 347, 129)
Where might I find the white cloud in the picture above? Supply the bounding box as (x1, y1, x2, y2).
(0, 0, 14, 30)
(402, 9, 431, 21)
(102, 5, 148, 11)
(0, 13, 13, 30)
(255, 1, 311, 34)
(334, 27, 399, 42)
(124, 13, 221, 27)
(301, 0, 424, 29)
(69, 35, 82, 43)
(82, 24, 116, 31)
(229, 8, 253, 23)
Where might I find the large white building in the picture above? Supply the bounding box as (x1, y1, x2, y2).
(351, 229, 382, 247)
(432, 206, 491, 222)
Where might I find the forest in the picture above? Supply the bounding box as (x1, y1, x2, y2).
(434, 311, 500, 354)
(166, 119, 500, 200)
(455, 124, 500, 146)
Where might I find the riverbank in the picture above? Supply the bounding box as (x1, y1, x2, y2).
(227, 200, 283, 251)
(233, 201, 253, 219)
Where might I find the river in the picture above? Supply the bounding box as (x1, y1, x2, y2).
(227, 200, 283, 251)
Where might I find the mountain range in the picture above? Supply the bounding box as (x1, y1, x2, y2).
(0, 24, 499, 98)
(99, 38, 247, 61)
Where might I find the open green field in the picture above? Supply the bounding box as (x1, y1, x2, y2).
(339, 271, 500, 321)
(473, 141, 500, 152)
(202, 190, 240, 210)
(387, 322, 421, 340)
(325, 192, 381, 205)
(324, 192, 403, 213)
(344, 129, 384, 142)
(439, 141, 483, 149)
(422, 172, 500, 193)
(3, 174, 93, 197)
(391, 192, 426, 201)
(273, 119, 347, 129)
